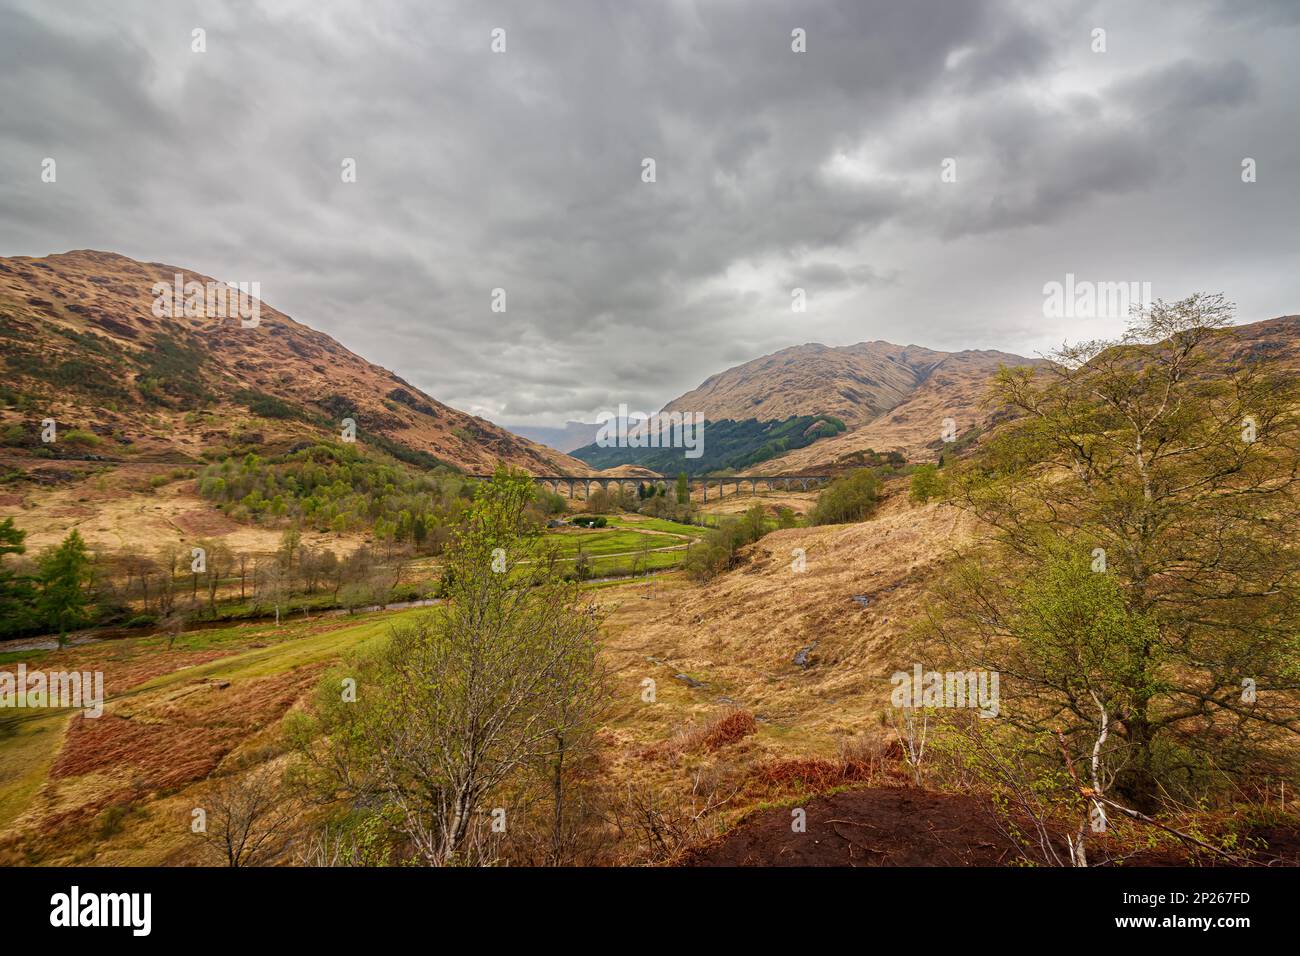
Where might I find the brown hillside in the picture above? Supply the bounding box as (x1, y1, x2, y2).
(745, 316, 1300, 470)
(761, 348, 1035, 467)
(598, 464, 664, 478)
(661, 341, 1035, 430)
(0, 250, 591, 475)
(604, 493, 981, 746)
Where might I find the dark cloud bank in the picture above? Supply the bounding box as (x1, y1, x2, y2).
(1, 0, 1295, 428)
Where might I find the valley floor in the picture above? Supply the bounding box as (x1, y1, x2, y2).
(0, 493, 971, 864)
(3, 493, 1296, 866)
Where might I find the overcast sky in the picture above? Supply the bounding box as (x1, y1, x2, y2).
(1, 0, 1296, 427)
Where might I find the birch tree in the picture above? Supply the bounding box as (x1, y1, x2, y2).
(929, 294, 1300, 814)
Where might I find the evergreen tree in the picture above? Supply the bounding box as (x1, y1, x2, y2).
(36, 529, 93, 644)
(0, 518, 34, 638)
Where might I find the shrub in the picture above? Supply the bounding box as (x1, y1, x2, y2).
(908, 463, 945, 503)
(641, 709, 758, 760)
(95, 803, 133, 839)
(586, 487, 614, 513)
(535, 488, 567, 515)
(235, 389, 298, 420)
(683, 510, 769, 580)
(811, 469, 880, 525)
(62, 429, 103, 448)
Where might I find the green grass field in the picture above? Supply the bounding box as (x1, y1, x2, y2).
(584, 549, 684, 577)
(604, 515, 709, 536)
(539, 516, 700, 576)
(548, 529, 662, 557)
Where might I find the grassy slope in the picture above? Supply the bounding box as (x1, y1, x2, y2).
(0, 608, 424, 839)
(4, 495, 950, 864)
(0, 563, 672, 861)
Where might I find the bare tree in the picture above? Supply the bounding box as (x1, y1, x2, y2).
(202, 540, 232, 618)
(618, 772, 738, 863)
(255, 556, 290, 625)
(160, 608, 188, 651)
(155, 546, 181, 617)
(196, 765, 300, 867)
(892, 707, 931, 787)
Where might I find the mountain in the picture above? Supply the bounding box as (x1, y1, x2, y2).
(655, 340, 1041, 470)
(0, 250, 590, 475)
(1201, 314, 1300, 369)
(506, 420, 601, 454)
(660, 341, 1036, 430)
(742, 317, 1300, 472)
(756, 347, 1047, 469)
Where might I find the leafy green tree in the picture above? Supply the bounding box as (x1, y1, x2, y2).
(292, 467, 605, 864)
(683, 506, 774, 580)
(909, 463, 944, 503)
(37, 530, 93, 643)
(930, 294, 1300, 811)
(811, 469, 881, 525)
(740, 503, 767, 541)
(676, 472, 689, 505)
(0, 518, 35, 638)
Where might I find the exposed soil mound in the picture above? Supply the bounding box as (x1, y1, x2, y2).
(683, 787, 1022, 866)
(685, 785, 1300, 867)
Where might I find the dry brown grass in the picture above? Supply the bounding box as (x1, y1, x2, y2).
(639, 708, 758, 761)
(696, 488, 820, 515)
(4, 466, 368, 554)
(49, 667, 318, 786)
(748, 738, 907, 796)
(582, 497, 984, 857)
(602, 493, 979, 754)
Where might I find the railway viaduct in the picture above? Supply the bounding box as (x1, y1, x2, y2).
(467, 473, 832, 502)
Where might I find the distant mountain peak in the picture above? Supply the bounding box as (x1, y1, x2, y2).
(660, 339, 1035, 430)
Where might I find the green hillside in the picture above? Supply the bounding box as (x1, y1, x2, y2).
(569, 414, 846, 475)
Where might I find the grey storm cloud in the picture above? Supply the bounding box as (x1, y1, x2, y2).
(0, 0, 1296, 427)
